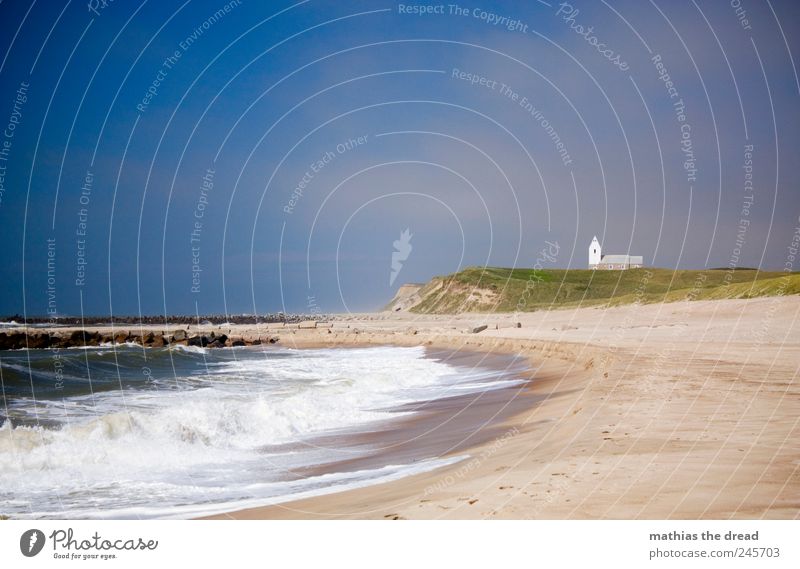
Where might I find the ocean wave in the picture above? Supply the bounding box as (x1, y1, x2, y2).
(12, 454, 469, 519)
(169, 344, 209, 355)
(1, 345, 524, 518)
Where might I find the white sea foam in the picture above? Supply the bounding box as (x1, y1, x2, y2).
(21, 455, 469, 520)
(169, 344, 209, 354)
(0, 346, 522, 518)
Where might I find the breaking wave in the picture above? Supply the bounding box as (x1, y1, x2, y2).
(0, 344, 525, 518)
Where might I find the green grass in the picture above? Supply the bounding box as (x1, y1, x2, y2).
(408, 267, 800, 314)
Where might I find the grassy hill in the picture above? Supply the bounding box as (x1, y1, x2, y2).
(387, 267, 800, 314)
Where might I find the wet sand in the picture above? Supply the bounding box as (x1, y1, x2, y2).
(231, 348, 538, 484)
(291, 350, 540, 478)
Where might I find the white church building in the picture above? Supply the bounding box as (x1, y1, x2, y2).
(589, 236, 643, 270)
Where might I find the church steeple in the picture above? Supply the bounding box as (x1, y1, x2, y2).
(589, 236, 602, 267)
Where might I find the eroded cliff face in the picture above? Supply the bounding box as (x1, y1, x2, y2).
(383, 282, 427, 312)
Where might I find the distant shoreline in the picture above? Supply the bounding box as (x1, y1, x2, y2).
(6, 266, 798, 324)
(0, 313, 327, 327)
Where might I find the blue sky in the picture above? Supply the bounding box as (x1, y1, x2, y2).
(0, 0, 798, 316)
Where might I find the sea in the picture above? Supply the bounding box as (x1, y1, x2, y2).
(0, 343, 528, 519)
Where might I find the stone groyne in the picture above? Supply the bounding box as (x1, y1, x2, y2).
(0, 329, 280, 350)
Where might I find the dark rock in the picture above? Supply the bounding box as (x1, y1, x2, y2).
(187, 335, 210, 347)
(209, 334, 227, 347)
(28, 333, 51, 349)
(70, 330, 87, 344)
(5, 332, 27, 349)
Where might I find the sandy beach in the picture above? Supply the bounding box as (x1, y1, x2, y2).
(194, 296, 798, 519)
(7, 296, 798, 519)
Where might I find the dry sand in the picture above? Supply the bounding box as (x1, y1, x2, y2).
(29, 297, 798, 519)
(197, 296, 799, 519)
